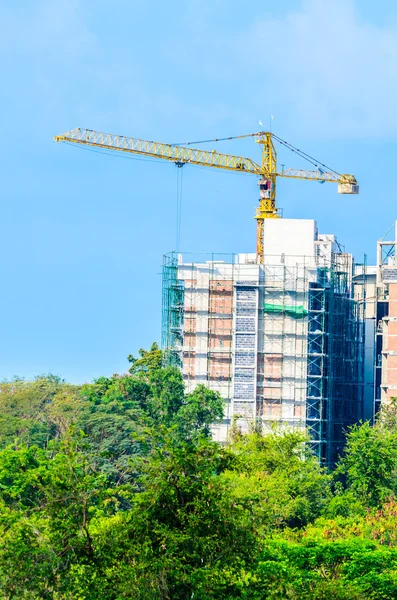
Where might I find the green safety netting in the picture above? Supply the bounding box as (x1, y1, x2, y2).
(263, 303, 308, 317)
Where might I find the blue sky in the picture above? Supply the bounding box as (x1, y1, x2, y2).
(1, 0, 396, 382)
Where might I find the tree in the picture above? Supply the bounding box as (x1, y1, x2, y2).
(98, 433, 256, 599)
(377, 397, 397, 430)
(6, 352, 397, 598)
(148, 366, 185, 424)
(175, 384, 224, 438)
(77, 374, 152, 484)
(336, 421, 397, 507)
(0, 438, 118, 598)
(0, 375, 68, 448)
(128, 342, 163, 376)
(223, 428, 330, 531)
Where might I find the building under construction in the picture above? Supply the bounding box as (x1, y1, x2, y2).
(162, 218, 365, 466)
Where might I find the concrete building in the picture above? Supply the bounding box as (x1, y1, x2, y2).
(351, 222, 397, 421)
(352, 265, 377, 421)
(373, 223, 397, 413)
(162, 219, 365, 465)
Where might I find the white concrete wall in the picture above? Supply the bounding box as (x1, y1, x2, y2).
(263, 219, 317, 265)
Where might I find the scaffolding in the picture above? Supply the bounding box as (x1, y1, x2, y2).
(162, 250, 365, 463)
(258, 263, 311, 437)
(161, 253, 184, 368)
(162, 252, 237, 440)
(308, 261, 364, 465)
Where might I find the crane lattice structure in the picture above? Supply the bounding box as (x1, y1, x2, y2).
(54, 128, 359, 260)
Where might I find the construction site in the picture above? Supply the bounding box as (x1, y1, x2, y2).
(54, 127, 393, 465)
(162, 219, 365, 465)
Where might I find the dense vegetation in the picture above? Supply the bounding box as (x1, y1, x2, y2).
(2, 343, 397, 598)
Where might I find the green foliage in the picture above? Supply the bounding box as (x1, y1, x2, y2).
(0, 375, 66, 446)
(237, 538, 397, 599)
(175, 384, 224, 438)
(148, 366, 185, 423)
(0, 437, 116, 598)
(128, 341, 163, 376)
(2, 346, 397, 597)
(377, 397, 397, 430)
(224, 429, 330, 531)
(336, 421, 397, 506)
(118, 435, 255, 598)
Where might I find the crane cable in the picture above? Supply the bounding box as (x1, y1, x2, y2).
(64, 140, 185, 251)
(63, 141, 168, 164)
(271, 133, 341, 176)
(170, 131, 259, 147)
(381, 223, 396, 241)
(175, 163, 184, 252)
(171, 131, 341, 176)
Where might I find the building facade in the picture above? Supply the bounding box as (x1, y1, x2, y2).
(351, 222, 397, 422)
(162, 219, 365, 465)
(374, 224, 397, 412)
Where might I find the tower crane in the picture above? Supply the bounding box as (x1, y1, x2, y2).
(54, 128, 359, 261)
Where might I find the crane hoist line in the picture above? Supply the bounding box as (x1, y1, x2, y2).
(54, 128, 359, 261)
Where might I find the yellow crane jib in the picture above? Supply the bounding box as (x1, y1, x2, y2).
(54, 128, 359, 261)
(54, 128, 263, 174)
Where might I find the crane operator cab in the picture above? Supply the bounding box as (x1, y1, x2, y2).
(259, 178, 273, 199)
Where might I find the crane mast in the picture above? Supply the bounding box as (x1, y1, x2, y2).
(255, 132, 279, 258)
(54, 128, 359, 261)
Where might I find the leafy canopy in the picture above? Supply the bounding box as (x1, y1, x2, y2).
(1, 346, 397, 598)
